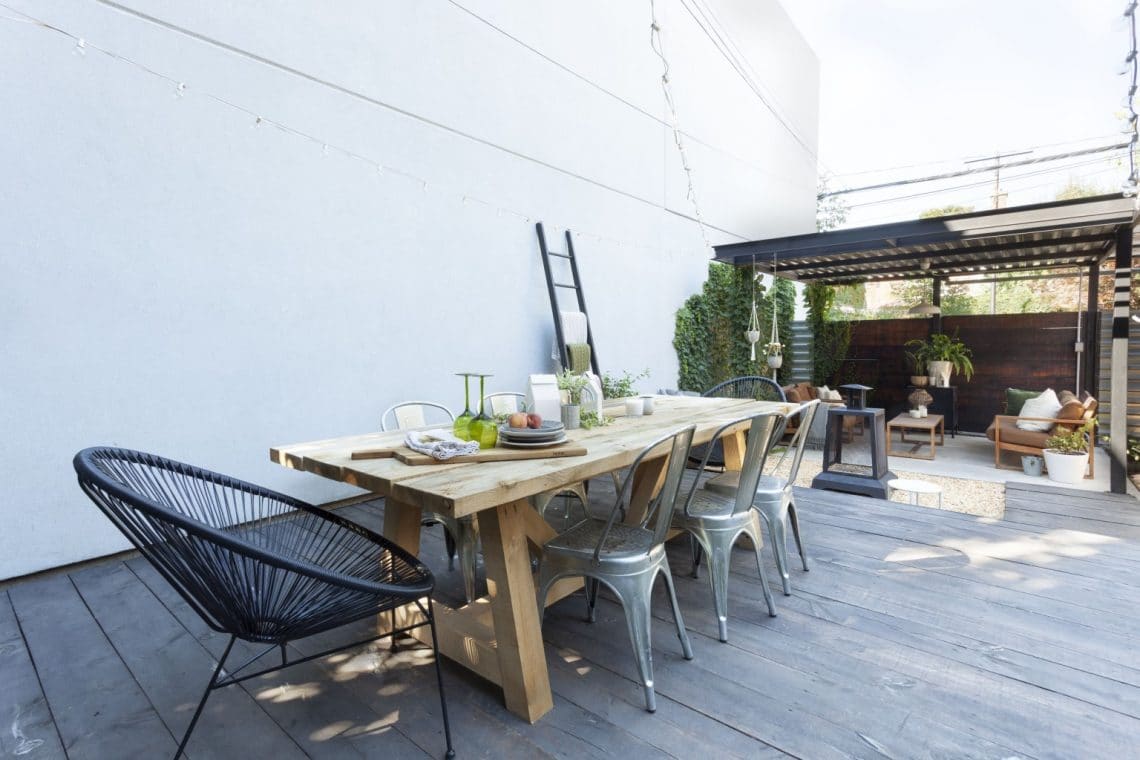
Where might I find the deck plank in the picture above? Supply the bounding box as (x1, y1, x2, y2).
(8, 575, 177, 759)
(0, 590, 66, 759)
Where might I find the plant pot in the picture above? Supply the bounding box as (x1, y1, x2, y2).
(767, 354, 783, 369)
(909, 375, 928, 387)
(928, 360, 952, 388)
(560, 403, 580, 430)
(745, 330, 761, 344)
(1043, 449, 1087, 484)
(1021, 455, 1043, 477)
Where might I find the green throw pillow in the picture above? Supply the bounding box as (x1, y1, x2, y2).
(1005, 388, 1040, 416)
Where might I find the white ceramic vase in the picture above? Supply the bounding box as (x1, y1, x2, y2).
(928, 360, 952, 388)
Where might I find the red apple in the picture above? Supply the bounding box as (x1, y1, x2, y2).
(508, 412, 529, 429)
(526, 413, 542, 429)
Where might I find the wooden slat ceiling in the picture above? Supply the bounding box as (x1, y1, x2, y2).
(713, 194, 1139, 285)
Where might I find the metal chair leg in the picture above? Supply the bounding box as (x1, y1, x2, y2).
(442, 526, 457, 571)
(175, 635, 236, 760)
(608, 573, 660, 712)
(788, 500, 809, 572)
(689, 534, 703, 578)
(427, 599, 457, 760)
(758, 505, 792, 596)
(454, 517, 479, 604)
(745, 521, 778, 617)
(659, 566, 693, 659)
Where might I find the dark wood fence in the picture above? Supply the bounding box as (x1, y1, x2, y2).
(831, 312, 1089, 433)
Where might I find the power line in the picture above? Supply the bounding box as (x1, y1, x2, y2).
(678, 0, 826, 173)
(819, 142, 1130, 198)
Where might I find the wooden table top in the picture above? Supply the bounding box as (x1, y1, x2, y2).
(886, 412, 944, 430)
(271, 395, 798, 519)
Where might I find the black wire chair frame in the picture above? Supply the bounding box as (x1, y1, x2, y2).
(692, 376, 787, 469)
(73, 447, 456, 759)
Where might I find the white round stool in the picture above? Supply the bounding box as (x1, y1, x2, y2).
(887, 478, 943, 508)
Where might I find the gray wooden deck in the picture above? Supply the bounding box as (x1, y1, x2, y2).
(3, 480, 1138, 759)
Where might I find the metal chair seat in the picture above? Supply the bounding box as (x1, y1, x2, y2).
(673, 489, 741, 519)
(703, 471, 784, 497)
(544, 520, 658, 560)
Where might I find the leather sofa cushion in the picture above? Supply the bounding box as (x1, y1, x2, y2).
(986, 418, 1051, 448)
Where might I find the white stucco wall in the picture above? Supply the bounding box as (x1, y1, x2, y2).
(0, 0, 818, 580)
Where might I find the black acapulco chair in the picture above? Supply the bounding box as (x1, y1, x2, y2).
(691, 376, 787, 469)
(73, 447, 456, 759)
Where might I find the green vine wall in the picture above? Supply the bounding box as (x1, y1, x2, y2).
(804, 282, 851, 386)
(674, 262, 794, 392)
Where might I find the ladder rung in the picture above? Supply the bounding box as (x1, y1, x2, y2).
(547, 252, 572, 259)
(554, 282, 578, 289)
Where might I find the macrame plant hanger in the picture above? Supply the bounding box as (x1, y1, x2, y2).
(746, 254, 762, 360)
(768, 252, 782, 380)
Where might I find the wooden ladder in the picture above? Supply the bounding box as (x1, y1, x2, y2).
(536, 222, 600, 376)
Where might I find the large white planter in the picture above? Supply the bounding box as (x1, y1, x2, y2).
(928, 360, 952, 388)
(1043, 449, 1088, 484)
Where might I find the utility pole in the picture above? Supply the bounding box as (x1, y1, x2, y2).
(966, 150, 1032, 312)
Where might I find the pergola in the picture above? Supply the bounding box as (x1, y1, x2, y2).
(713, 194, 1137, 493)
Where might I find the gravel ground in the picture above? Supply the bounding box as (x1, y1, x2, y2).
(774, 457, 1005, 519)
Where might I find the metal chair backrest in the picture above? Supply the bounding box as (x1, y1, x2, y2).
(594, 425, 696, 561)
(484, 392, 527, 416)
(682, 411, 786, 517)
(703, 376, 787, 403)
(766, 400, 821, 489)
(381, 401, 455, 431)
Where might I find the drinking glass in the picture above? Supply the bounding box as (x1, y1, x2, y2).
(467, 374, 498, 449)
(454, 373, 476, 441)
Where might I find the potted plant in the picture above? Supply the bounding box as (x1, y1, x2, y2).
(905, 331, 974, 387)
(1042, 420, 1094, 484)
(904, 349, 928, 386)
(601, 368, 650, 399)
(765, 341, 783, 369)
(556, 370, 590, 429)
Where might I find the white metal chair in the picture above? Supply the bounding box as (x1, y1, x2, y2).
(485, 391, 590, 529)
(381, 401, 479, 604)
(673, 411, 785, 641)
(537, 425, 697, 713)
(705, 400, 822, 595)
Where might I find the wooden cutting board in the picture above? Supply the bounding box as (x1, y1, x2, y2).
(351, 445, 588, 465)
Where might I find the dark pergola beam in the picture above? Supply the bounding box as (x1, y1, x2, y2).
(1109, 224, 1133, 494)
(795, 256, 1100, 285)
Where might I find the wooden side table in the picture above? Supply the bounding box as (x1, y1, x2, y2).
(886, 413, 945, 460)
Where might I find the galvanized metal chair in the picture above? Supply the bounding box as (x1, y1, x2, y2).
(673, 411, 786, 641)
(536, 425, 697, 713)
(691, 376, 787, 469)
(73, 447, 455, 760)
(706, 399, 822, 595)
(382, 401, 480, 604)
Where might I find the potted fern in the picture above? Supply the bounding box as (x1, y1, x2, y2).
(905, 331, 974, 387)
(1043, 420, 1094, 484)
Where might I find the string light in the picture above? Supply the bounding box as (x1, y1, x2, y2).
(0, 3, 714, 259)
(649, 0, 713, 255)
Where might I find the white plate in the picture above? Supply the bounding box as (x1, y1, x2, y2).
(498, 422, 564, 439)
(498, 435, 569, 449)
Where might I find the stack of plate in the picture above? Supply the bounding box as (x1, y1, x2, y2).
(498, 421, 568, 448)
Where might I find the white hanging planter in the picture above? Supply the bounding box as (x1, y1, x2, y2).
(767, 354, 783, 369)
(745, 329, 761, 344)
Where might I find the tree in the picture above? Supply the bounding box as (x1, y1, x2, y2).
(918, 204, 974, 219)
(1055, 180, 1105, 200)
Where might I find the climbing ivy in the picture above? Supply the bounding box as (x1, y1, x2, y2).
(674, 262, 790, 392)
(804, 282, 851, 386)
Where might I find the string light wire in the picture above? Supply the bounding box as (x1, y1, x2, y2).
(1122, 0, 1139, 194)
(0, 2, 740, 258)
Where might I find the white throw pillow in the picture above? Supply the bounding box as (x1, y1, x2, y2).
(816, 385, 830, 399)
(1016, 388, 1061, 432)
(828, 389, 843, 401)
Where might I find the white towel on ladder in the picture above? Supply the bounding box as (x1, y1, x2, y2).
(551, 310, 589, 361)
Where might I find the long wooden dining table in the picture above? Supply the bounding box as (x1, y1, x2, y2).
(270, 394, 796, 722)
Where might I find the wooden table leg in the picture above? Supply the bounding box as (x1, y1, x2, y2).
(383, 495, 423, 555)
(478, 499, 554, 722)
(625, 455, 667, 526)
(721, 430, 747, 471)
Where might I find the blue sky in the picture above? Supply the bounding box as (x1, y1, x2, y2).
(781, 0, 1131, 225)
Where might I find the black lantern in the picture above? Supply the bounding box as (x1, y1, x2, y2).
(839, 383, 872, 410)
(811, 405, 895, 499)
